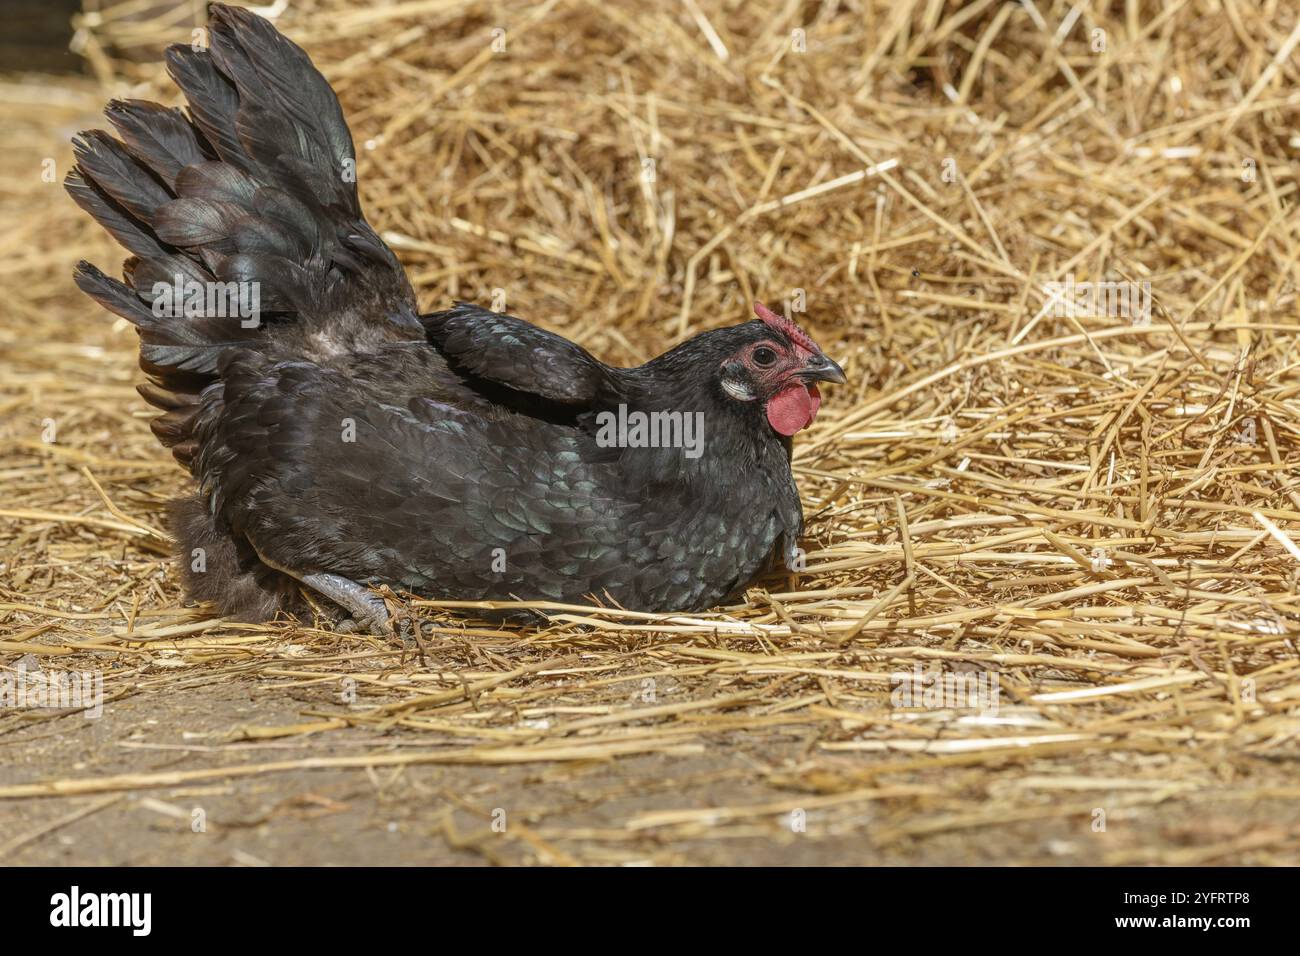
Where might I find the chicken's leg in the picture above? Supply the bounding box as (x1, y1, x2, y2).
(303, 574, 426, 660)
(248, 542, 393, 635)
(301, 573, 392, 636)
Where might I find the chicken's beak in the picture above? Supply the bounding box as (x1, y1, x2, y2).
(799, 353, 847, 385)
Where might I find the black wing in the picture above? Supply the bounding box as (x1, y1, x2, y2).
(422, 302, 616, 405)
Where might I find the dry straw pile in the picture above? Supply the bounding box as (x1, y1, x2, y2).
(1, 0, 1298, 864)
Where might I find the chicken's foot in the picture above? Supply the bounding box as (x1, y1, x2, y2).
(302, 573, 393, 636)
(248, 541, 394, 636)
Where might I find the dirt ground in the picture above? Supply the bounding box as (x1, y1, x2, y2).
(2, 642, 1300, 868)
(5, 673, 1299, 866)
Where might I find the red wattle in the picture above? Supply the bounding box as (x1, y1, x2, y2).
(766, 383, 821, 436)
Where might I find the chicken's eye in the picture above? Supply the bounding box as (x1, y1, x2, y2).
(752, 346, 778, 368)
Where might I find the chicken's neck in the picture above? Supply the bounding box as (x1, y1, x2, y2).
(599, 372, 793, 493)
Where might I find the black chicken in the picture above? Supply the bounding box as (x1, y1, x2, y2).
(68, 4, 846, 631)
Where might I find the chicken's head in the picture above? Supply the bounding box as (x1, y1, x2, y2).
(717, 301, 846, 436)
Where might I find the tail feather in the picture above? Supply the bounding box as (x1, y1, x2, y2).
(104, 99, 207, 190)
(68, 3, 419, 471)
(71, 131, 172, 222)
(217, 252, 312, 314)
(131, 252, 211, 293)
(229, 217, 304, 265)
(66, 170, 166, 259)
(138, 380, 200, 410)
(164, 45, 245, 169)
(175, 161, 258, 206)
(252, 187, 322, 261)
(73, 260, 257, 376)
(73, 260, 156, 327)
(152, 196, 246, 248)
(206, 5, 358, 217)
(119, 239, 225, 303)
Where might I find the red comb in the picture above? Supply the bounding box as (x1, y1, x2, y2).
(754, 301, 818, 353)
